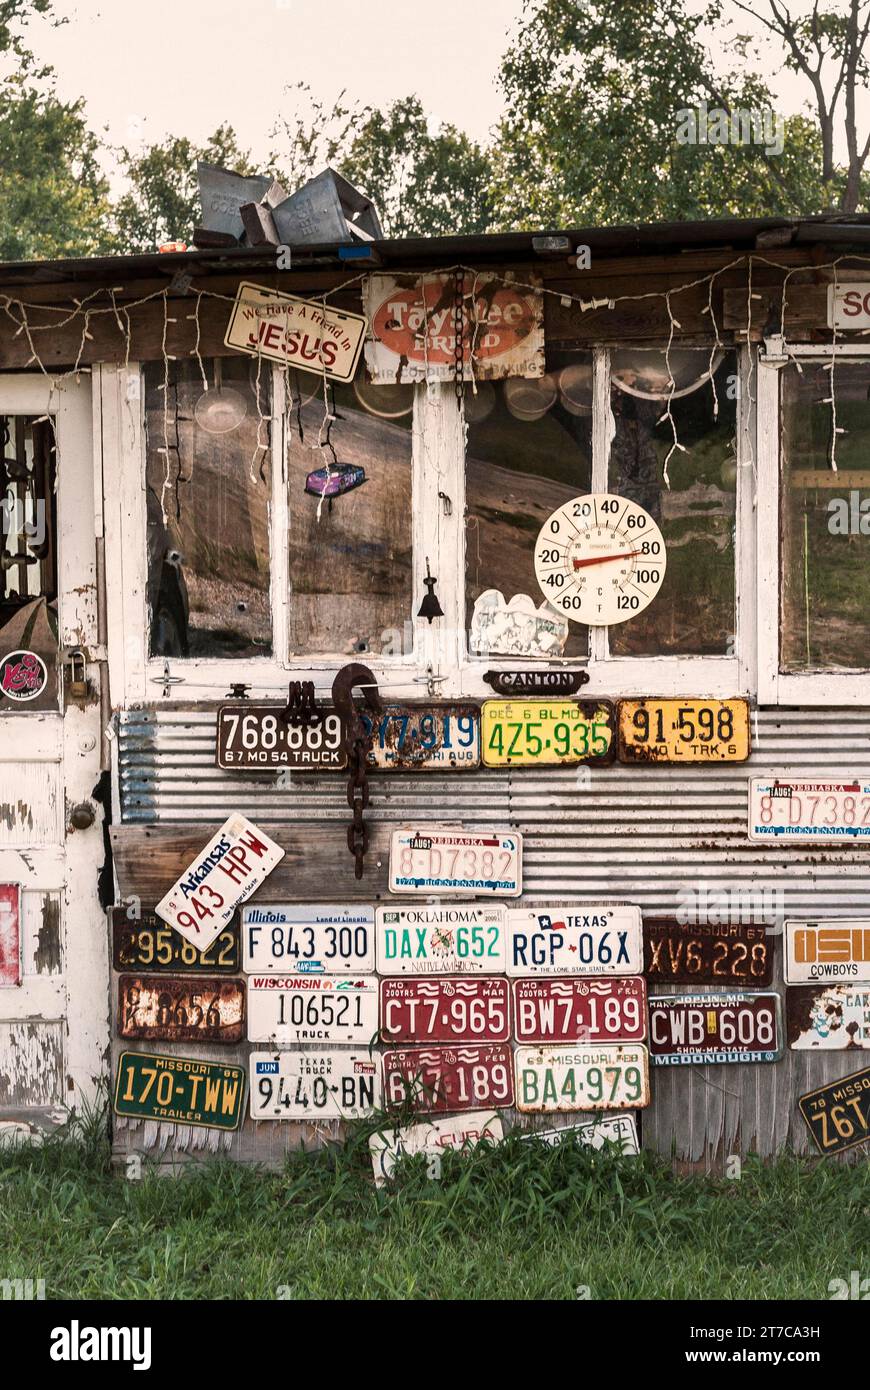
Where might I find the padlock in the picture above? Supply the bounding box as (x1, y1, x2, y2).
(65, 650, 89, 700)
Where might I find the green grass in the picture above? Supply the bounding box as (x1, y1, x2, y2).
(1, 1108, 867, 1300)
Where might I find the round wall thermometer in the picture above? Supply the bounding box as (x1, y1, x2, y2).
(534, 493, 667, 626)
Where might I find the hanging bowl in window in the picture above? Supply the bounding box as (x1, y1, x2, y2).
(610, 348, 724, 400)
(503, 373, 558, 421)
(194, 360, 248, 434)
(353, 378, 414, 419)
(464, 381, 496, 424)
(557, 362, 593, 415)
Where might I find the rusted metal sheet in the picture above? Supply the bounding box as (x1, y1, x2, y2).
(649, 992, 782, 1064)
(798, 1066, 870, 1155)
(784, 919, 870, 984)
(380, 977, 510, 1044)
(644, 919, 773, 986)
(112, 908, 240, 974)
(155, 813, 285, 951)
(117, 975, 245, 1043)
(618, 698, 750, 763)
(363, 271, 544, 384)
(382, 1044, 514, 1113)
(786, 984, 870, 1050)
(0, 883, 21, 986)
(512, 977, 647, 1044)
(115, 1052, 246, 1130)
(216, 703, 345, 770)
(515, 1044, 650, 1112)
(481, 699, 614, 767)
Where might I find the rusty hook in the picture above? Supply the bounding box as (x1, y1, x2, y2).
(331, 662, 382, 727)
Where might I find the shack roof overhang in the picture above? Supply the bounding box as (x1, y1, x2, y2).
(3, 212, 870, 290)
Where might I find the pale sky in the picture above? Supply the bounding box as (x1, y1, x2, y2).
(27, 0, 867, 177)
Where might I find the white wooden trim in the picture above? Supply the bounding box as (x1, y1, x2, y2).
(270, 367, 289, 669)
(101, 364, 148, 704)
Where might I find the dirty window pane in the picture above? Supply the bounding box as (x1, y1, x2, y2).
(465, 359, 593, 660)
(608, 350, 737, 656)
(144, 358, 272, 659)
(0, 414, 59, 711)
(781, 360, 870, 670)
(286, 375, 413, 657)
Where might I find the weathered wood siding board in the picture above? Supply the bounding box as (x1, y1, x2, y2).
(0, 1021, 64, 1108)
(0, 763, 63, 847)
(107, 703, 870, 1168)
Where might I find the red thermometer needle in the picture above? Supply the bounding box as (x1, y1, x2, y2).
(572, 550, 641, 570)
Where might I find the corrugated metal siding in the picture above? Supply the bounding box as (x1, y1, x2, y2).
(115, 704, 870, 1169)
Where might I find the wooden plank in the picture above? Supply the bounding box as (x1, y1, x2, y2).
(722, 284, 828, 336)
(110, 821, 392, 903)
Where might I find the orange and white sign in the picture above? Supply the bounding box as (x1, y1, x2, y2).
(363, 272, 544, 383)
(224, 281, 367, 382)
(785, 919, 870, 984)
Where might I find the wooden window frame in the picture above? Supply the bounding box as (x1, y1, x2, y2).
(757, 341, 870, 706)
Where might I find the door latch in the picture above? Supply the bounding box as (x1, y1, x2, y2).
(63, 649, 89, 700)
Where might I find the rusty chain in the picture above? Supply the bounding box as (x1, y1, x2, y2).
(332, 663, 381, 881)
(453, 267, 465, 411)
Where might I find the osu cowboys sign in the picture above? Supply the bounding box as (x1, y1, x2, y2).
(363, 272, 544, 384)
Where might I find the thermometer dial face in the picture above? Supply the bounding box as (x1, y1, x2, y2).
(534, 493, 667, 626)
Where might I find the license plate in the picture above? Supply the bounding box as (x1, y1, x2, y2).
(515, 1044, 650, 1112)
(506, 905, 642, 977)
(370, 1111, 504, 1185)
(618, 698, 750, 763)
(216, 703, 345, 769)
(513, 977, 647, 1044)
(481, 700, 613, 767)
(247, 975, 378, 1044)
(389, 829, 522, 896)
(749, 779, 870, 842)
(784, 919, 870, 984)
(242, 904, 374, 974)
(798, 1066, 870, 1155)
(112, 909, 241, 974)
(522, 1114, 639, 1154)
(156, 814, 285, 951)
(644, 919, 772, 986)
(648, 991, 782, 1064)
(786, 984, 870, 1049)
(381, 978, 510, 1043)
(376, 904, 506, 975)
(117, 975, 245, 1043)
(382, 1044, 514, 1113)
(114, 1052, 246, 1130)
(249, 1050, 380, 1119)
(360, 704, 480, 771)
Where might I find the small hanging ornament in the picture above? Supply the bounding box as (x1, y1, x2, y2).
(418, 558, 444, 624)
